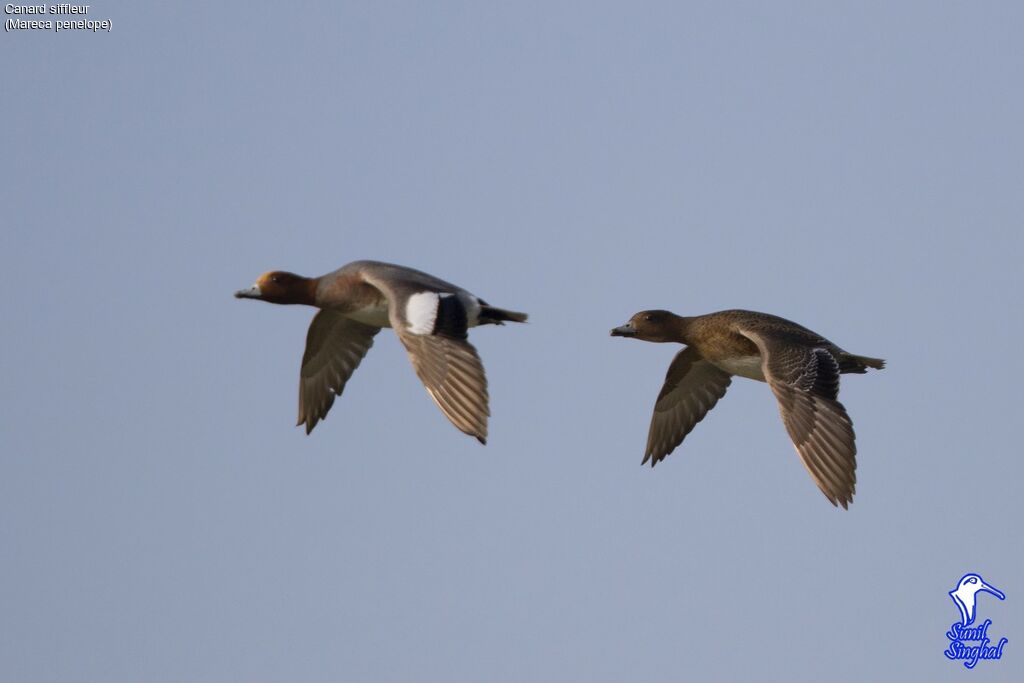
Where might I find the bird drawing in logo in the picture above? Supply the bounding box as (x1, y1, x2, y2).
(950, 574, 1005, 626)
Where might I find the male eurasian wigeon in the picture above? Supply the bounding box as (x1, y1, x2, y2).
(610, 309, 884, 508)
(235, 260, 527, 443)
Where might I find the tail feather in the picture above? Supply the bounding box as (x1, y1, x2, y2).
(479, 305, 528, 325)
(839, 353, 886, 374)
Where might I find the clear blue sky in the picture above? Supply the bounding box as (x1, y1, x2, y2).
(3, 2, 1021, 681)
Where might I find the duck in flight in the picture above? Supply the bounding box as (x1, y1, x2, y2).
(611, 309, 884, 507)
(235, 260, 527, 443)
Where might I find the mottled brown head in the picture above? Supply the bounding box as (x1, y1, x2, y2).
(610, 310, 682, 342)
(234, 271, 316, 305)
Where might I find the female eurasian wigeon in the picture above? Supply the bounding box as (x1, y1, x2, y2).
(235, 260, 527, 443)
(610, 309, 884, 508)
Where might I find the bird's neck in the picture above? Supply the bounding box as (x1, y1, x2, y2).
(670, 314, 697, 344)
(280, 276, 318, 306)
(299, 277, 319, 306)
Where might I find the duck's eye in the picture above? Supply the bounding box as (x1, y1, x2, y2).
(644, 314, 653, 322)
(271, 276, 280, 283)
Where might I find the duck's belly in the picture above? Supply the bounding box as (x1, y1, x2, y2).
(713, 355, 766, 382)
(346, 304, 392, 328)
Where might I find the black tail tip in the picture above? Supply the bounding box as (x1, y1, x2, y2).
(480, 306, 528, 324)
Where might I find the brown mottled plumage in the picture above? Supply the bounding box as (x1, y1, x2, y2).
(611, 309, 884, 508)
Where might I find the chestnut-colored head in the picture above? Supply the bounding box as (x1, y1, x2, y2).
(234, 271, 315, 305)
(610, 310, 681, 342)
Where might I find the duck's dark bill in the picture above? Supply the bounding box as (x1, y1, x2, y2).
(610, 324, 635, 337)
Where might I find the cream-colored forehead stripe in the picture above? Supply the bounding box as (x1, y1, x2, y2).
(406, 291, 441, 334)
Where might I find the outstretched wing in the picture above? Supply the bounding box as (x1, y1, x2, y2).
(644, 347, 732, 466)
(360, 270, 490, 443)
(741, 329, 857, 508)
(298, 311, 380, 434)
(393, 332, 490, 443)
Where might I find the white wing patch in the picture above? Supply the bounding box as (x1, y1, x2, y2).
(406, 291, 455, 335)
(406, 292, 439, 334)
